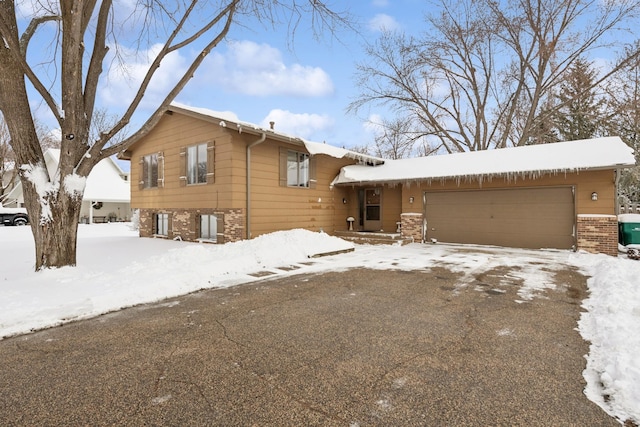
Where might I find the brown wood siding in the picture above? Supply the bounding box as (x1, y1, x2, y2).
(245, 139, 353, 238)
(128, 112, 356, 239)
(129, 113, 238, 210)
(424, 187, 575, 249)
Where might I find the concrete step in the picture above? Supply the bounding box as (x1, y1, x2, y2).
(333, 231, 414, 246)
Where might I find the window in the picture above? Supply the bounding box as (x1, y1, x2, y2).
(187, 143, 208, 185)
(279, 147, 315, 188)
(142, 154, 158, 188)
(287, 150, 310, 187)
(180, 142, 214, 186)
(156, 213, 169, 236)
(200, 214, 217, 241)
(139, 152, 164, 189)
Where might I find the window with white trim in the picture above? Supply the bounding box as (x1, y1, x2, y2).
(200, 214, 217, 241)
(180, 142, 214, 186)
(187, 143, 208, 185)
(287, 150, 310, 187)
(142, 154, 158, 188)
(156, 213, 169, 236)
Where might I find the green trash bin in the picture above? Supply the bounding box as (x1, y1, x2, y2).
(618, 214, 640, 245)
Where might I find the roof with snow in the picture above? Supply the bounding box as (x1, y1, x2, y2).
(165, 103, 385, 165)
(333, 137, 636, 186)
(6, 149, 130, 203)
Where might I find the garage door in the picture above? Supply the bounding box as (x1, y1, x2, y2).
(424, 187, 575, 249)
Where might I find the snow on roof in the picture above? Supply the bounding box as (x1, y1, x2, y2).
(334, 137, 636, 185)
(47, 149, 130, 202)
(303, 139, 384, 164)
(169, 102, 383, 164)
(170, 102, 241, 124)
(82, 160, 130, 203)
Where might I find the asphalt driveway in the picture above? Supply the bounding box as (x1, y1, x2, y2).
(0, 266, 616, 426)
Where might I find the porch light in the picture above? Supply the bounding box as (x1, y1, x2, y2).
(343, 198, 347, 204)
(409, 197, 414, 203)
(591, 192, 598, 201)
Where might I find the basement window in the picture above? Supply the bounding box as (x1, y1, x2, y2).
(200, 214, 217, 242)
(156, 213, 169, 236)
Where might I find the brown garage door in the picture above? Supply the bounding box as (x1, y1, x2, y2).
(424, 187, 575, 249)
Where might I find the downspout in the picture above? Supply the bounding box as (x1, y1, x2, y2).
(246, 132, 266, 239)
(615, 168, 621, 216)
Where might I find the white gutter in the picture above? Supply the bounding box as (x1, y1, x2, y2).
(246, 132, 266, 239)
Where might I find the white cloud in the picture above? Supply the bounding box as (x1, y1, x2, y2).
(16, 1, 60, 18)
(100, 43, 188, 109)
(363, 113, 385, 136)
(372, 0, 390, 7)
(368, 14, 401, 32)
(202, 40, 334, 97)
(262, 110, 334, 139)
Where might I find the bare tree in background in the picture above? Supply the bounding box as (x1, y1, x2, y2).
(0, 0, 350, 270)
(606, 43, 640, 203)
(349, 0, 640, 153)
(370, 116, 438, 159)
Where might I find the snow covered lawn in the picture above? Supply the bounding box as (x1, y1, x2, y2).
(0, 223, 638, 424)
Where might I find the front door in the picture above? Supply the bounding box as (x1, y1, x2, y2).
(363, 188, 382, 231)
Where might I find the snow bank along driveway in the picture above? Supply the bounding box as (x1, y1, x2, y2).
(0, 224, 638, 424)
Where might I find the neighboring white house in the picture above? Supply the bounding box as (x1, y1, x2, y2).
(1, 161, 18, 201)
(4, 149, 131, 223)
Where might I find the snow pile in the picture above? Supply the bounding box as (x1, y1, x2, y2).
(573, 254, 640, 424)
(0, 227, 352, 339)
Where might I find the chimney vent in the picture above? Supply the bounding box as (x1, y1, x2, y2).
(269, 121, 275, 130)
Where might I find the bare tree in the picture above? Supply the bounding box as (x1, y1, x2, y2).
(369, 116, 438, 159)
(349, 0, 640, 153)
(606, 44, 640, 203)
(0, 0, 350, 270)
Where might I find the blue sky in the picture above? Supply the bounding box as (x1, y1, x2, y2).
(93, 0, 425, 152)
(17, 0, 626, 163)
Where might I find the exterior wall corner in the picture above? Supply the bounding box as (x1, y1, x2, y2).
(576, 214, 618, 257)
(401, 212, 423, 243)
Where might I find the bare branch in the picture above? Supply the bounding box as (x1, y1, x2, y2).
(19, 15, 61, 57)
(98, 1, 239, 160)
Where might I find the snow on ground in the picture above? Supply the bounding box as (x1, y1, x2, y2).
(0, 223, 638, 424)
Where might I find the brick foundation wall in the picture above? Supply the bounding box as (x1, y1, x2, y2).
(172, 210, 197, 241)
(577, 215, 618, 257)
(138, 208, 245, 243)
(139, 209, 153, 238)
(401, 213, 423, 243)
(224, 209, 244, 242)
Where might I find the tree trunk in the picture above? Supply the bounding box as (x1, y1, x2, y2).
(30, 191, 82, 269)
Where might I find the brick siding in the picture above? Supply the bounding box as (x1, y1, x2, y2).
(577, 215, 618, 257)
(401, 213, 423, 243)
(138, 208, 245, 243)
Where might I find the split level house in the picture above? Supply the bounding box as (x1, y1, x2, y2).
(6, 148, 131, 223)
(120, 103, 636, 256)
